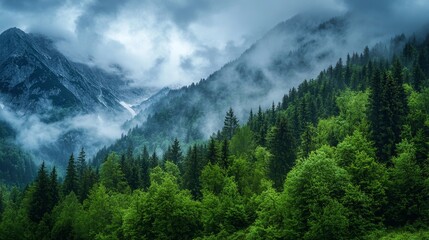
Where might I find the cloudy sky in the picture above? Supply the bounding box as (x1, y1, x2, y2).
(0, 0, 428, 88)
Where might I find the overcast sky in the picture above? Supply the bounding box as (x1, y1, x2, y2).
(0, 0, 428, 88)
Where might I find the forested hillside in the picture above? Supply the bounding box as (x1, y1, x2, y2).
(0, 120, 36, 186)
(1, 33, 429, 239)
(92, 14, 360, 165)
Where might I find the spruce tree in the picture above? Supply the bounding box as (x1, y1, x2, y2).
(29, 162, 51, 222)
(63, 153, 78, 195)
(369, 63, 408, 163)
(140, 146, 151, 189)
(49, 167, 59, 210)
(267, 117, 296, 190)
(149, 151, 159, 169)
(183, 145, 201, 198)
(77, 148, 86, 179)
(222, 107, 239, 140)
(220, 138, 230, 169)
(412, 61, 425, 91)
(170, 138, 183, 165)
(207, 137, 218, 165)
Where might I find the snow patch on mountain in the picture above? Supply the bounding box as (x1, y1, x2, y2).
(119, 101, 136, 117)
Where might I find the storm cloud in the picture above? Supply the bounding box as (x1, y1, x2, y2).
(0, 0, 428, 89)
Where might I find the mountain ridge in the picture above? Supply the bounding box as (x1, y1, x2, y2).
(0, 27, 149, 119)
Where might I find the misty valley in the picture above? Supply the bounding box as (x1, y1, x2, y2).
(1, 1, 429, 239)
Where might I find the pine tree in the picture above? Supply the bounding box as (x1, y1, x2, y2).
(220, 138, 230, 169)
(267, 117, 296, 190)
(29, 162, 51, 222)
(170, 138, 183, 165)
(150, 151, 159, 169)
(49, 167, 59, 210)
(77, 148, 86, 179)
(222, 107, 239, 140)
(412, 61, 425, 91)
(183, 145, 202, 198)
(369, 62, 408, 163)
(207, 137, 218, 165)
(63, 153, 78, 195)
(140, 146, 151, 189)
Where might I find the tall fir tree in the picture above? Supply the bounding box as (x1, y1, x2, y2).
(222, 107, 239, 140)
(170, 138, 183, 165)
(140, 146, 151, 189)
(183, 145, 202, 198)
(29, 162, 51, 222)
(220, 138, 230, 169)
(267, 116, 296, 190)
(49, 167, 59, 210)
(206, 137, 218, 165)
(369, 62, 408, 163)
(63, 153, 78, 195)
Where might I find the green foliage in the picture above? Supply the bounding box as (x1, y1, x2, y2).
(80, 185, 130, 239)
(385, 139, 429, 227)
(5, 33, 429, 239)
(267, 116, 296, 190)
(50, 192, 85, 239)
(123, 168, 202, 239)
(222, 107, 240, 140)
(282, 148, 352, 239)
(230, 126, 255, 158)
(29, 162, 53, 223)
(100, 152, 129, 193)
(63, 153, 78, 195)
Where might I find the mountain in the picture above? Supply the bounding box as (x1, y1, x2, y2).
(0, 27, 148, 120)
(0, 27, 158, 166)
(4, 17, 428, 240)
(93, 13, 375, 162)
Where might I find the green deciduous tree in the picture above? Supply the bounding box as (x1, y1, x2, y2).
(100, 152, 129, 193)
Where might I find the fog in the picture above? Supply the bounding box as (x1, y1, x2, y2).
(0, 103, 126, 165)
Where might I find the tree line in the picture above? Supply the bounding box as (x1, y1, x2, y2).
(1, 34, 429, 239)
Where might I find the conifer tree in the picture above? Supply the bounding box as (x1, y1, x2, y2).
(412, 61, 425, 91)
(207, 137, 218, 165)
(149, 151, 159, 169)
(170, 138, 182, 165)
(49, 167, 59, 210)
(220, 138, 230, 169)
(183, 145, 202, 198)
(63, 153, 78, 195)
(29, 162, 50, 222)
(140, 146, 151, 189)
(222, 107, 239, 140)
(267, 117, 296, 190)
(369, 62, 408, 163)
(77, 148, 86, 179)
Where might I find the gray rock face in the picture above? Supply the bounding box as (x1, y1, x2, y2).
(0, 27, 146, 119)
(0, 27, 155, 166)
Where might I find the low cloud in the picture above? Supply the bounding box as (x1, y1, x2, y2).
(0, 105, 125, 164)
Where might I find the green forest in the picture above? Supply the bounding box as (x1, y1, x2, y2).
(1, 34, 429, 239)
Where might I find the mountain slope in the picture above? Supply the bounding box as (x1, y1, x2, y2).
(0, 27, 156, 166)
(93, 13, 375, 161)
(0, 27, 147, 119)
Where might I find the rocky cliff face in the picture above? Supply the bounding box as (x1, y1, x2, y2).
(0, 27, 146, 120)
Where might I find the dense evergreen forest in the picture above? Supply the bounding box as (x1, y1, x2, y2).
(0, 120, 36, 186)
(2, 34, 429, 239)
